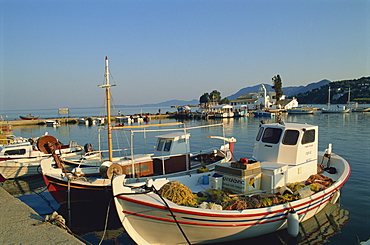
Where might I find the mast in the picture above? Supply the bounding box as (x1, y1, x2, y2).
(348, 86, 351, 103)
(327, 86, 331, 106)
(98, 56, 116, 162)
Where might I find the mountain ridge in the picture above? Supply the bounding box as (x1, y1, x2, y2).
(127, 79, 331, 107)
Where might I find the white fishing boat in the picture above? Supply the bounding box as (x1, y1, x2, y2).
(351, 107, 370, 112)
(210, 105, 234, 118)
(287, 107, 314, 114)
(0, 135, 84, 178)
(112, 121, 350, 244)
(321, 106, 350, 113)
(40, 57, 236, 204)
(0, 137, 83, 162)
(233, 105, 249, 117)
(322, 86, 350, 113)
(115, 116, 133, 125)
(77, 118, 95, 125)
(45, 120, 61, 127)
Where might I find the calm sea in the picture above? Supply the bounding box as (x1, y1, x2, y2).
(2, 105, 370, 245)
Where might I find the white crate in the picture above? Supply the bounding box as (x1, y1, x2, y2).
(222, 173, 261, 194)
(210, 176, 223, 190)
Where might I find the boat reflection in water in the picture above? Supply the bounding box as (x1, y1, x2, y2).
(223, 202, 350, 245)
(297, 203, 349, 245)
(1, 175, 45, 197)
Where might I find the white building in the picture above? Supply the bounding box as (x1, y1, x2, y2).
(230, 84, 298, 110)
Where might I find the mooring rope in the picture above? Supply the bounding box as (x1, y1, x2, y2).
(152, 185, 192, 245)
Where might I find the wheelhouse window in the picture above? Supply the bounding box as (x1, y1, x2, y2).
(5, 149, 26, 155)
(302, 129, 315, 144)
(256, 127, 264, 141)
(282, 130, 299, 145)
(156, 139, 165, 151)
(262, 128, 282, 144)
(178, 138, 186, 144)
(163, 140, 172, 152)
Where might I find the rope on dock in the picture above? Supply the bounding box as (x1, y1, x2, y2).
(34, 211, 71, 232)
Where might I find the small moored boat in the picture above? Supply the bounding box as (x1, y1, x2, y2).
(19, 114, 40, 120)
(351, 107, 370, 112)
(0, 135, 84, 179)
(322, 86, 350, 113)
(45, 120, 61, 127)
(321, 106, 350, 113)
(287, 107, 314, 114)
(252, 109, 273, 117)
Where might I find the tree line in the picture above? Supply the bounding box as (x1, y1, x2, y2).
(294, 76, 370, 104)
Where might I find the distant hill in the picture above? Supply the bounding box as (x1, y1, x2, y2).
(127, 99, 199, 107)
(227, 79, 331, 101)
(294, 76, 370, 104)
(125, 77, 370, 107)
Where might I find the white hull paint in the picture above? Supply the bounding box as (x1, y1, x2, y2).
(0, 160, 41, 179)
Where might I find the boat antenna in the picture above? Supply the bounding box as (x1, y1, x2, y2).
(98, 56, 116, 162)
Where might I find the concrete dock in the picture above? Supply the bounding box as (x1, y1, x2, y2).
(0, 187, 85, 245)
(2, 114, 172, 127)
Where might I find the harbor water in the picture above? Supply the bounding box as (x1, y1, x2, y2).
(2, 106, 370, 244)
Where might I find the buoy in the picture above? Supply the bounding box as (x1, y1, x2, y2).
(287, 209, 299, 237)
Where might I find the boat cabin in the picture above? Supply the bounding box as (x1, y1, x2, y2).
(115, 132, 191, 177)
(215, 122, 319, 194)
(152, 132, 191, 175)
(254, 122, 318, 190)
(0, 142, 38, 160)
(253, 122, 318, 166)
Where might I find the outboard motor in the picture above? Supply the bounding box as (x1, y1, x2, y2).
(87, 117, 93, 126)
(84, 143, 94, 153)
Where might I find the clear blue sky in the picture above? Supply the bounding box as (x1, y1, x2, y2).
(1, 0, 369, 110)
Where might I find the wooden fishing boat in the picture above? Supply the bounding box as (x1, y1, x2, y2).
(112, 122, 350, 244)
(19, 114, 40, 120)
(252, 109, 273, 117)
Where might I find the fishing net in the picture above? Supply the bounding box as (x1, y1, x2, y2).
(158, 181, 199, 207)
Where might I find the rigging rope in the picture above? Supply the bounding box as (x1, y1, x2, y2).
(152, 185, 192, 245)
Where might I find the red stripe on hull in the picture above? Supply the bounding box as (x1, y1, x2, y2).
(42, 174, 112, 204)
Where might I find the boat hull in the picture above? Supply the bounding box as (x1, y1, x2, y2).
(352, 107, 370, 112)
(115, 183, 343, 244)
(42, 173, 111, 204)
(19, 115, 40, 120)
(321, 108, 350, 113)
(0, 160, 41, 179)
(287, 109, 314, 114)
